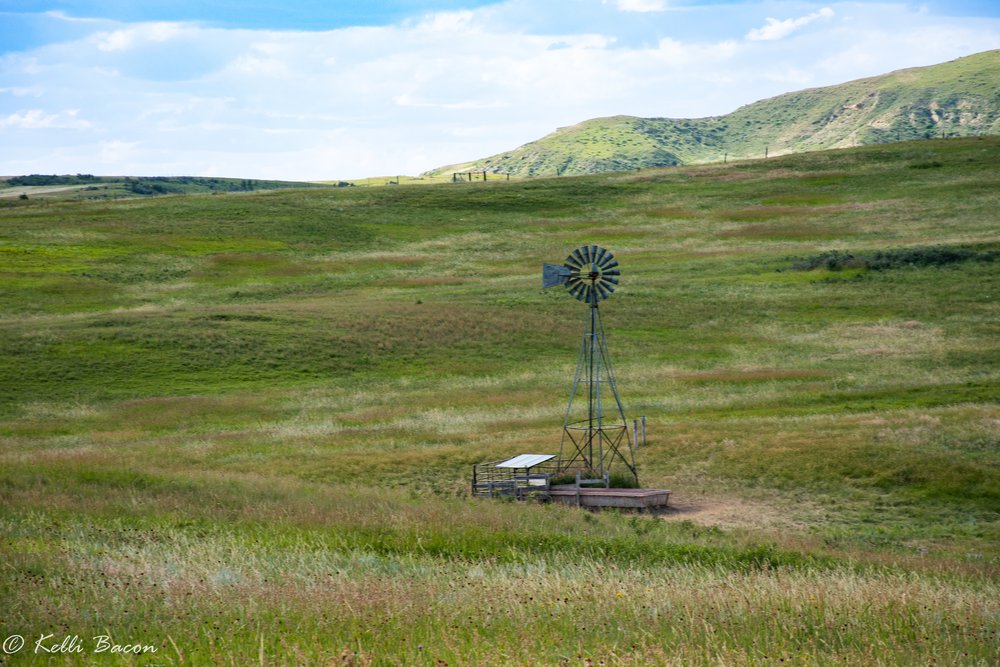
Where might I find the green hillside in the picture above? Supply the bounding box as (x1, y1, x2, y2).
(428, 49, 1000, 177)
(1, 138, 998, 664)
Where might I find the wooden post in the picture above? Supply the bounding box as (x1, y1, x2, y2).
(641, 415, 647, 446)
(633, 419, 639, 448)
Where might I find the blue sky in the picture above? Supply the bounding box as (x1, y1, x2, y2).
(1, 1, 998, 179)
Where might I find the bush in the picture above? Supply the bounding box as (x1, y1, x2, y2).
(792, 245, 998, 272)
(609, 471, 640, 488)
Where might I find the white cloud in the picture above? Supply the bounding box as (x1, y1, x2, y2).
(44, 10, 105, 24)
(408, 9, 479, 32)
(0, 109, 91, 129)
(746, 7, 834, 41)
(100, 140, 138, 164)
(615, 0, 667, 12)
(96, 22, 187, 52)
(0, 86, 43, 97)
(393, 94, 504, 110)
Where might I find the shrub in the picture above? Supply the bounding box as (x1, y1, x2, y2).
(609, 471, 640, 488)
(792, 245, 998, 272)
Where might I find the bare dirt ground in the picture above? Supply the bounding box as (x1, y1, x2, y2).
(655, 492, 814, 531)
(0, 184, 89, 197)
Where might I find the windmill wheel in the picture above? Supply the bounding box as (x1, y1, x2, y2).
(563, 244, 619, 304)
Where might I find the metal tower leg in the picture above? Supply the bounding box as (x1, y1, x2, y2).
(558, 303, 638, 483)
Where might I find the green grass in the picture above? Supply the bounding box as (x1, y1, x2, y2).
(1, 138, 998, 664)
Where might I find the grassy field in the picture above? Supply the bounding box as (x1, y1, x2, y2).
(1, 137, 998, 665)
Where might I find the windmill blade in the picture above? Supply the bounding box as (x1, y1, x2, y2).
(598, 253, 616, 269)
(602, 268, 620, 277)
(601, 259, 619, 271)
(568, 282, 585, 300)
(579, 245, 590, 264)
(542, 263, 572, 288)
(603, 275, 620, 285)
(568, 248, 586, 268)
(594, 246, 608, 266)
(595, 282, 611, 300)
(590, 244, 599, 266)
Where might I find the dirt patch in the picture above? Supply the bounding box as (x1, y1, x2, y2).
(672, 368, 833, 383)
(0, 185, 89, 198)
(718, 221, 845, 239)
(655, 494, 804, 530)
(640, 206, 701, 219)
(396, 277, 467, 287)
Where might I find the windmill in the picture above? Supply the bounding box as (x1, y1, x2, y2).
(543, 244, 638, 485)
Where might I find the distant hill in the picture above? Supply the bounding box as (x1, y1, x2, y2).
(426, 50, 1000, 178)
(0, 174, 329, 200)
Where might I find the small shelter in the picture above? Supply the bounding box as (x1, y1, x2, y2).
(471, 454, 557, 498)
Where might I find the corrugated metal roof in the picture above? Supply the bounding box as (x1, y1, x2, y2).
(496, 454, 556, 469)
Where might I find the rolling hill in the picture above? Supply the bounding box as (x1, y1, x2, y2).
(427, 49, 1000, 177)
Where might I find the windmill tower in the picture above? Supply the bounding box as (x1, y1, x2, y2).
(543, 244, 638, 484)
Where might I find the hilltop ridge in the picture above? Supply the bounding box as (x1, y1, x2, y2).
(426, 49, 1000, 177)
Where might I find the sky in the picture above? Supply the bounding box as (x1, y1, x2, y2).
(1, 1, 998, 180)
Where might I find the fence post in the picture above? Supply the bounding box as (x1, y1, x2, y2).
(641, 415, 647, 446)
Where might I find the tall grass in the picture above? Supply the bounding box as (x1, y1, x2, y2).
(2, 476, 997, 665)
